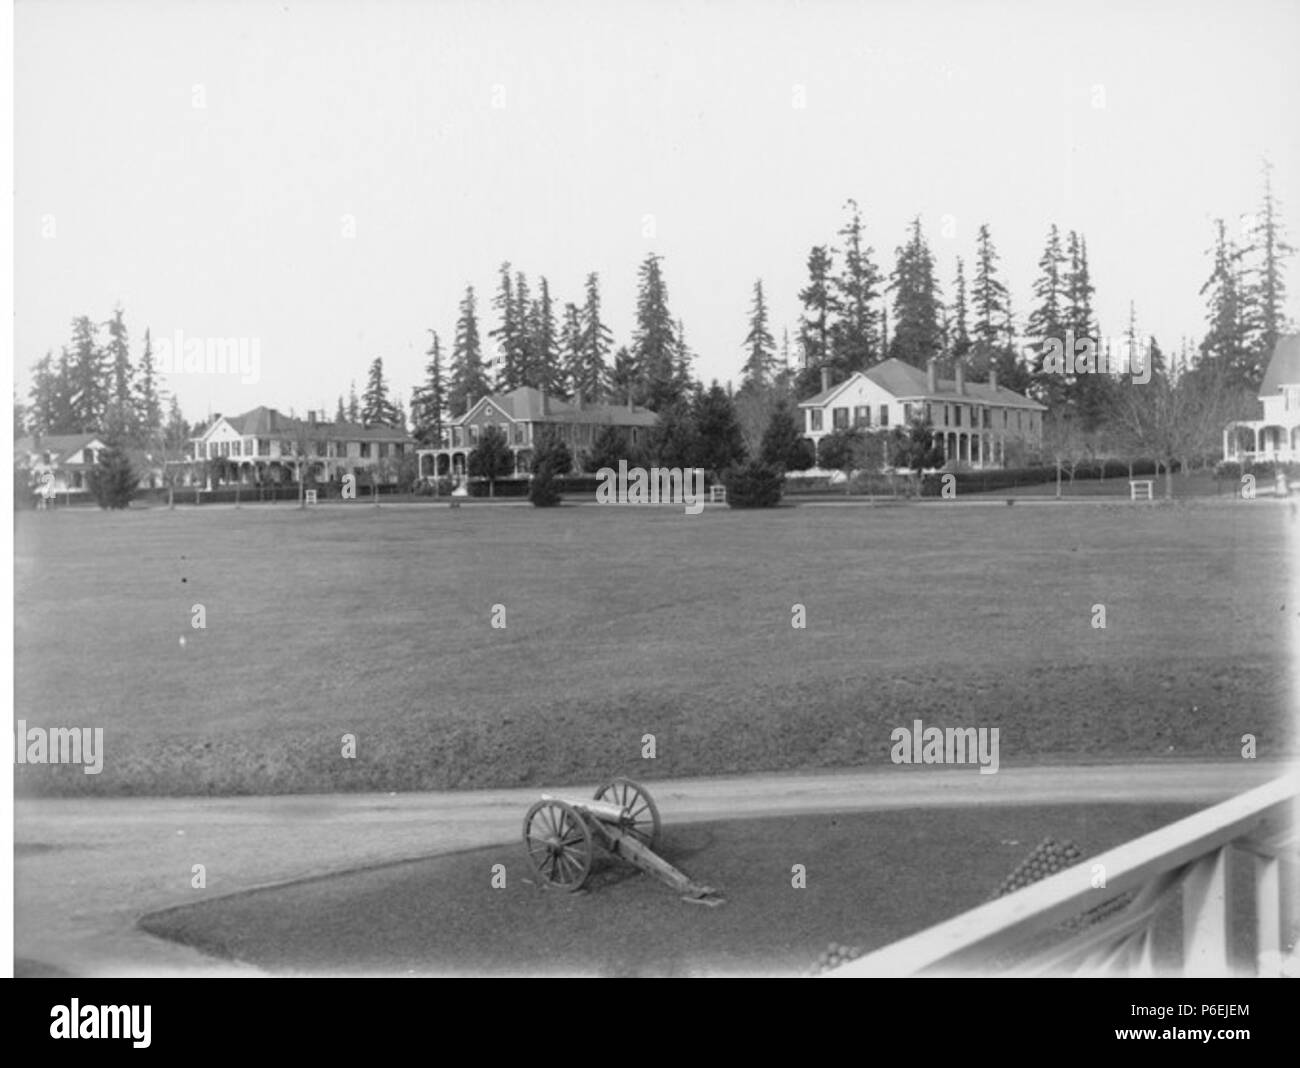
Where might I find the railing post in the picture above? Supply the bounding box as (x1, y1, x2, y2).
(1183, 845, 1233, 976)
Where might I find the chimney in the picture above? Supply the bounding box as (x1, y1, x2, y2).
(821, 366, 831, 393)
(989, 367, 998, 393)
(955, 362, 966, 396)
(465, 393, 472, 415)
(926, 358, 937, 394)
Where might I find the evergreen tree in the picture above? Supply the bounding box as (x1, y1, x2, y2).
(335, 396, 346, 423)
(672, 318, 696, 400)
(489, 263, 520, 391)
(559, 302, 585, 401)
(412, 329, 447, 446)
(102, 306, 135, 440)
(68, 315, 106, 432)
(1199, 218, 1253, 388)
(692, 381, 747, 476)
(529, 276, 561, 392)
(632, 254, 680, 410)
(740, 279, 777, 393)
(164, 394, 189, 452)
(576, 272, 614, 403)
(1243, 160, 1295, 374)
(887, 218, 944, 368)
(830, 199, 884, 374)
(135, 327, 162, 446)
(971, 224, 1009, 350)
(512, 271, 534, 387)
(27, 350, 61, 435)
(347, 380, 360, 422)
(362, 357, 400, 427)
(609, 345, 638, 405)
(466, 424, 513, 496)
(796, 245, 836, 395)
(449, 285, 490, 417)
(86, 442, 137, 509)
(1026, 224, 1070, 408)
(760, 399, 816, 471)
(949, 257, 971, 365)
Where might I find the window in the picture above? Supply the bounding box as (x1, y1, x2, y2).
(258, 438, 270, 455)
(954, 406, 962, 428)
(315, 440, 326, 457)
(469, 426, 480, 445)
(232, 440, 242, 457)
(878, 405, 889, 427)
(1017, 411, 1023, 430)
(903, 403, 913, 423)
(1002, 410, 1008, 428)
(854, 406, 871, 427)
(1287, 387, 1299, 410)
(514, 424, 526, 445)
(982, 408, 991, 428)
(809, 410, 823, 432)
(926, 403, 934, 424)
(378, 442, 389, 459)
(943, 406, 950, 427)
(833, 407, 849, 430)
(360, 442, 372, 458)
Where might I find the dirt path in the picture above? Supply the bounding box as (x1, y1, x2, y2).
(14, 760, 1294, 976)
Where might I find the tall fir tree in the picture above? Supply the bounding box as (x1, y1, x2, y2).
(529, 276, 561, 392)
(949, 257, 972, 365)
(1243, 160, 1295, 375)
(577, 272, 614, 403)
(362, 357, 398, 427)
(830, 199, 884, 374)
(449, 284, 490, 417)
(102, 306, 135, 440)
(886, 217, 944, 369)
(68, 315, 107, 433)
(489, 263, 520, 391)
(135, 327, 162, 445)
(796, 245, 836, 395)
(632, 254, 680, 411)
(609, 345, 638, 404)
(512, 271, 533, 388)
(1199, 218, 1253, 388)
(1026, 224, 1071, 408)
(412, 328, 447, 446)
(335, 395, 347, 423)
(347, 380, 360, 422)
(740, 279, 777, 393)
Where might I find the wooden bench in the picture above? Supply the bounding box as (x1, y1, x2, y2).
(1128, 480, 1154, 501)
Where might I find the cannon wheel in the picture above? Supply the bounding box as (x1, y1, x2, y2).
(523, 799, 593, 891)
(594, 777, 661, 850)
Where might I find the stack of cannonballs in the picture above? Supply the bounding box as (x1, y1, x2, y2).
(808, 943, 864, 975)
(992, 837, 1083, 898)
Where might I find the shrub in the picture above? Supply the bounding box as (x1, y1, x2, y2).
(725, 461, 784, 508)
(87, 444, 137, 509)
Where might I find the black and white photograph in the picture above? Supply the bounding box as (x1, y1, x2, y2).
(5, 0, 1299, 1016)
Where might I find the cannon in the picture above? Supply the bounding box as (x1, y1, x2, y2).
(523, 777, 723, 905)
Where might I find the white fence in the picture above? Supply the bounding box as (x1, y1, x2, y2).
(829, 773, 1299, 977)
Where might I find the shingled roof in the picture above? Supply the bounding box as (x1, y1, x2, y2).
(799, 358, 1045, 410)
(1260, 334, 1300, 394)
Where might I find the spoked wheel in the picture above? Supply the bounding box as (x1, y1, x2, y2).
(523, 799, 593, 891)
(594, 777, 661, 850)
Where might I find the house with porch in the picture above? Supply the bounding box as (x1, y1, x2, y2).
(1223, 334, 1300, 464)
(186, 406, 415, 486)
(797, 357, 1046, 470)
(14, 433, 165, 501)
(416, 386, 659, 481)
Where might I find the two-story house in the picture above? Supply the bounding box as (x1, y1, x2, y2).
(1223, 334, 1300, 464)
(187, 406, 415, 486)
(416, 386, 659, 481)
(797, 357, 1046, 471)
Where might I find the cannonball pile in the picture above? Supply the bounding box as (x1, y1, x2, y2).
(993, 837, 1083, 898)
(808, 943, 864, 975)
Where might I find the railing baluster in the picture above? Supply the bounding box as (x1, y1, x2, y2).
(1183, 846, 1233, 976)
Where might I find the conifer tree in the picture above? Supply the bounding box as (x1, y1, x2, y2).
(740, 279, 777, 393)
(830, 199, 884, 373)
(449, 285, 490, 417)
(887, 218, 944, 368)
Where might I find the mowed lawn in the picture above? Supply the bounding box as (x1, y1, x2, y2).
(13, 499, 1297, 795)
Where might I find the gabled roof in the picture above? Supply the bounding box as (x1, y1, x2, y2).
(798, 358, 1045, 411)
(1260, 334, 1300, 394)
(203, 406, 411, 442)
(14, 433, 104, 463)
(457, 386, 658, 427)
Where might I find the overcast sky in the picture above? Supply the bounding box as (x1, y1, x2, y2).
(15, 0, 1300, 421)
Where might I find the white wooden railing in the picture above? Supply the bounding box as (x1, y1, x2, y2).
(829, 773, 1299, 977)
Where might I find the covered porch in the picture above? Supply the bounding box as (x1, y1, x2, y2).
(1223, 421, 1300, 464)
